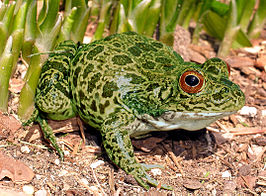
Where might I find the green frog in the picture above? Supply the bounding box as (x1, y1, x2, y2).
(27, 32, 245, 190)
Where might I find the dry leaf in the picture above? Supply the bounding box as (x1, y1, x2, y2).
(0, 151, 34, 184)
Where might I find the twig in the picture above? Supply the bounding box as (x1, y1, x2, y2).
(162, 143, 184, 176)
(109, 167, 115, 195)
(214, 152, 236, 171)
(76, 176, 101, 196)
(243, 188, 259, 196)
(216, 121, 229, 132)
(18, 139, 48, 149)
(206, 126, 225, 133)
(77, 117, 86, 149)
(91, 167, 107, 196)
(228, 127, 266, 136)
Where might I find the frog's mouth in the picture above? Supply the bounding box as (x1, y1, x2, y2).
(140, 111, 235, 131)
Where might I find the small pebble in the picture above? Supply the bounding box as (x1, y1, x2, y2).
(239, 106, 257, 117)
(88, 186, 100, 194)
(262, 110, 266, 118)
(151, 168, 162, 176)
(21, 146, 30, 154)
(90, 160, 104, 169)
(63, 183, 71, 191)
(63, 150, 70, 156)
(35, 174, 42, 180)
(83, 36, 92, 44)
(23, 185, 34, 195)
(35, 189, 47, 196)
(250, 145, 263, 157)
(54, 159, 60, 165)
(244, 46, 262, 54)
(222, 170, 231, 178)
(176, 173, 182, 177)
(80, 178, 89, 185)
(58, 169, 68, 177)
(261, 192, 266, 196)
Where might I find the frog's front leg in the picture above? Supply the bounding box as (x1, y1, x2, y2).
(101, 114, 172, 190)
(36, 116, 64, 159)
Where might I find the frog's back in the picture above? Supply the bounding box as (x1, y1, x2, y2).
(70, 32, 184, 127)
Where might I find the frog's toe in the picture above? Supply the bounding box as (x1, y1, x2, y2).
(134, 175, 151, 190)
(54, 143, 64, 161)
(141, 163, 164, 171)
(133, 168, 172, 190)
(145, 173, 173, 190)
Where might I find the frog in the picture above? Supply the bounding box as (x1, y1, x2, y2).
(27, 31, 245, 190)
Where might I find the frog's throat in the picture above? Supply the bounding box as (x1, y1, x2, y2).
(129, 111, 235, 136)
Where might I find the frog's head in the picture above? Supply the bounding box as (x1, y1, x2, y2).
(146, 58, 245, 131)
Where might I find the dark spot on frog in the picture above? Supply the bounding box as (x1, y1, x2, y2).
(155, 57, 171, 64)
(86, 45, 104, 60)
(83, 63, 94, 77)
(155, 57, 176, 70)
(103, 34, 116, 41)
(136, 42, 157, 52)
(54, 82, 68, 98)
(99, 100, 110, 114)
(90, 100, 97, 112)
(152, 42, 163, 48)
(94, 55, 107, 64)
(79, 90, 86, 101)
(102, 81, 119, 98)
(146, 83, 160, 91)
(71, 52, 82, 67)
(79, 102, 89, 116)
(112, 55, 133, 65)
(87, 73, 101, 93)
(72, 67, 81, 87)
(206, 65, 219, 75)
(113, 42, 121, 47)
(142, 61, 155, 69)
(128, 46, 141, 56)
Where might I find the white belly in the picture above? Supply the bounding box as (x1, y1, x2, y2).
(128, 111, 234, 137)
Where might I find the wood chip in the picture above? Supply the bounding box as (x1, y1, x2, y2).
(183, 179, 202, 190)
(225, 56, 255, 68)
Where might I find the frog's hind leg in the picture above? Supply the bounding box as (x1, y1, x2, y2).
(101, 113, 172, 190)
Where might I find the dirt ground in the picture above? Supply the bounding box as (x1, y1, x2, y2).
(0, 28, 265, 195)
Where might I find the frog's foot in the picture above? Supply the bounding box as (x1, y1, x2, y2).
(101, 117, 172, 190)
(132, 165, 173, 190)
(36, 116, 64, 160)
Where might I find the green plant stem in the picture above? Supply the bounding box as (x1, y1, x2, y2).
(218, 0, 238, 57)
(18, 0, 61, 120)
(92, 0, 112, 40)
(22, 0, 37, 65)
(58, 7, 77, 42)
(159, 0, 182, 45)
(248, 0, 266, 38)
(0, 36, 13, 112)
(18, 48, 43, 119)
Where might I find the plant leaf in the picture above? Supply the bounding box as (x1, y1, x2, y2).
(202, 10, 226, 40)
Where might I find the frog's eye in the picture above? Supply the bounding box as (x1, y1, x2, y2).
(179, 71, 204, 93)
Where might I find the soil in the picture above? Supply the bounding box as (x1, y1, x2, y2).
(0, 27, 265, 195)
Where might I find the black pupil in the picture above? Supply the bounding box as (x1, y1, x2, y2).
(185, 75, 199, 87)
